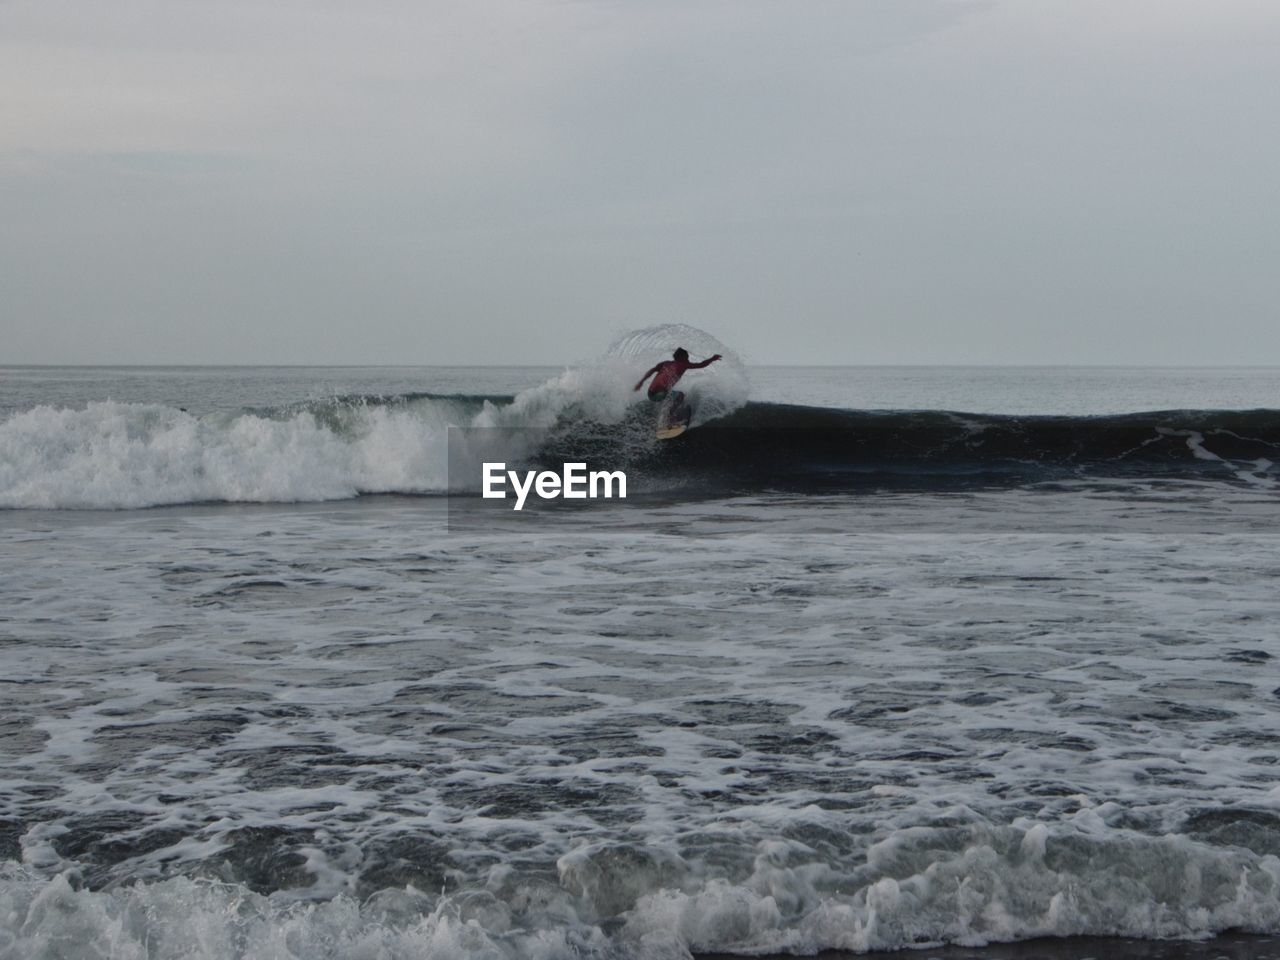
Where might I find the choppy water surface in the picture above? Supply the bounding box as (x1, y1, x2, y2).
(2, 343, 1280, 959)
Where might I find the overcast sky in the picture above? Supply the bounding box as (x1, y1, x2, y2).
(3, 0, 1278, 365)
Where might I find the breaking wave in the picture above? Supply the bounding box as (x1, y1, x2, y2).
(0, 325, 749, 509)
(4, 811, 1280, 959)
(4, 398, 1278, 509)
(3, 319, 1279, 509)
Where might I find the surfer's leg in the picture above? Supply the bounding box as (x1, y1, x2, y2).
(657, 391, 689, 427)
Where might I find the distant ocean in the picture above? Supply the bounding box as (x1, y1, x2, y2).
(3, 327, 1280, 959)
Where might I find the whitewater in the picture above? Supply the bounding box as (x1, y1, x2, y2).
(3, 336, 1280, 960)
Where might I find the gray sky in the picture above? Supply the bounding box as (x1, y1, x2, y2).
(3, 0, 1278, 365)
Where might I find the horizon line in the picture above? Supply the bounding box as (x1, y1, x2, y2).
(6, 362, 1280, 370)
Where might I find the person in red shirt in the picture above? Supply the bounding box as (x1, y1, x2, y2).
(633, 348, 722, 406)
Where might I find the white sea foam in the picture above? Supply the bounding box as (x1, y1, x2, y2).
(622, 820, 1280, 955)
(3, 817, 1279, 960)
(5, 501, 1280, 956)
(0, 401, 460, 509)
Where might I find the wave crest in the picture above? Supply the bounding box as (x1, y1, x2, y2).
(4, 815, 1280, 959)
(5, 391, 1278, 509)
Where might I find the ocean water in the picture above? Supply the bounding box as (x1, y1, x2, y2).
(3, 330, 1280, 959)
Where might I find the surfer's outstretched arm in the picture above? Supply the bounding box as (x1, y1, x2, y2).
(689, 354, 722, 369)
(634, 365, 661, 391)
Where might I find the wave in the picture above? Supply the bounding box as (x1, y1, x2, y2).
(635, 404, 1280, 489)
(2, 396, 1279, 509)
(3, 813, 1280, 959)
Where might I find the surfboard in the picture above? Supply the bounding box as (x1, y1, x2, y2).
(655, 422, 688, 440)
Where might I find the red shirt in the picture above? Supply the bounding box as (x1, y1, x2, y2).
(650, 360, 690, 394)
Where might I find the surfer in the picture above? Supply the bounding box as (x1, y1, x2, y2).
(633, 348, 722, 404)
